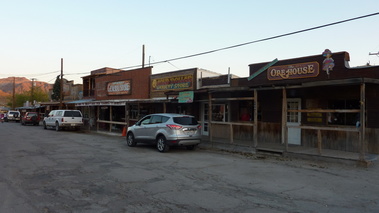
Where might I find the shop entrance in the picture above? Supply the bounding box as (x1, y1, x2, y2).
(287, 99, 301, 145)
(201, 103, 209, 136)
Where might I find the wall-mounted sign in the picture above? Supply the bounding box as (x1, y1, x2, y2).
(152, 74, 193, 91)
(267, 62, 319, 81)
(178, 91, 194, 103)
(107, 80, 131, 95)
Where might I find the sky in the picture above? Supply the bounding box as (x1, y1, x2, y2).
(1, 0, 379, 84)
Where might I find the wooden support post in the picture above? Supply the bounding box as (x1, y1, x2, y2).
(359, 83, 366, 161)
(88, 106, 91, 131)
(282, 88, 288, 151)
(230, 123, 234, 143)
(109, 106, 112, 132)
(208, 92, 213, 145)
(126, 103, 129, 129)
(137, 102, 140, 120)
(96, 106, 99, 131)
(317, 129, 322, 155)
(253, 89, 258, 148)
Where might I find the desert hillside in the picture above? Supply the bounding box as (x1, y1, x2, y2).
(0, 77, 52, 106)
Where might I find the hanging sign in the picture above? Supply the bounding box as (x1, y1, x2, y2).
(178, 91, 194, 103)
(267, 62, 319, 80)
(107, 80, 131, 95)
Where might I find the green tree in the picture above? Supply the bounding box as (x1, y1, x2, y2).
(51, 75, 61, 101)
(6, 87, 50, 108)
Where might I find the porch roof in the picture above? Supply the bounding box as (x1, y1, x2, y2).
(75, 97, 172, 107)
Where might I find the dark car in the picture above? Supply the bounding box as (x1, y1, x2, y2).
(126, 113, 201, 152)
(21, 112, 40, 126)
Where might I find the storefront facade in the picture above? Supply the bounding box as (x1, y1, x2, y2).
(78, 67, 152, 133)
(77, 67, 223, 134)
(245, 50, 379, 160)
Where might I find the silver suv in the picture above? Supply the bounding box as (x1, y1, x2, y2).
(126, 113, 201, 152)
(43, 110, 83, 131)
(5, 110, 21, 122)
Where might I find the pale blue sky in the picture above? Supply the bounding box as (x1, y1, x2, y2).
(1, 0, 378, 84)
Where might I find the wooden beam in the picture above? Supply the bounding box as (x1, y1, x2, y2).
(359, 83, 366, 161)
(208, 92, 213, 144)
(253, 89, 258, 148)
(230, 124, 234, 143)
(210, 97, 255, 101)
(282, 88, 288, 151)
(290, 125, 359, 132)
(288, 109, 360, 113)
(109, 106, 112, 132)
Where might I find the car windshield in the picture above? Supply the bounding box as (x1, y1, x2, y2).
(173, 116, 198, 125)
(10, 112, 18, 115)
(64, 111, 82, 117)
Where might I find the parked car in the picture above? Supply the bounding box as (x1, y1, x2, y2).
(5, 110, 21, 122)
(126, 113, 201, 152)
(21, 112, 40, 126)
(43, 110, 83, 131)
(0, 113, 4, 123)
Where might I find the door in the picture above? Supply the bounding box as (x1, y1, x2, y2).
(133, 115, 153, 141)
(201, 103, 209, 136)
(287, 99, 301, 145)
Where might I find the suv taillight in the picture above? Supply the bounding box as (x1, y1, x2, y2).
(167, 124, 182, 130)
(61, 118, 64, 122)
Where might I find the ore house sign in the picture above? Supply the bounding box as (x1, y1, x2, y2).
(267, 62, 319, 80)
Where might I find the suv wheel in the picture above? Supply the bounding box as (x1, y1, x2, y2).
(55, 122, 60, 131)
(157, 136, 169, 152)
(126, 133, 136, 147)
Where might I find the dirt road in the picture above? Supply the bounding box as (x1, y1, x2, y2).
(1, 122, 378, 212)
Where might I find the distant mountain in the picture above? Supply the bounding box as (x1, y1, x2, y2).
(0, 77, 52, 105)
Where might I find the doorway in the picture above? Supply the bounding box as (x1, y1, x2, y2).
(287, 98, 301, 145)
(201, 103, 209, 136)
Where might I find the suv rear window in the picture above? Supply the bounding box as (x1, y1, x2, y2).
(64, 111, 82, 117)
(173, 116, 198, 125)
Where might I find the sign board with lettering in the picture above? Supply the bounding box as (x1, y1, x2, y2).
(178, 91, 194, 103)
(267, 62, 319, 81)
(107, 80, 131, 95)
(151, 74, 194, 91)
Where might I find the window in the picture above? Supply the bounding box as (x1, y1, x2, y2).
(211, 104, 228, 122)
(328, 100, 359, 126)
(173, 116, 198, 125)
(139, 116, 151, 125)
(64, 111, 82, 117)
(150, 116, 163, 124)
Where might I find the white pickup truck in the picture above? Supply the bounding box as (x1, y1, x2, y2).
(43, 110, 83, 131)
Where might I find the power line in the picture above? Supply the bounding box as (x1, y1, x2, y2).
(119, 12, 379, 70)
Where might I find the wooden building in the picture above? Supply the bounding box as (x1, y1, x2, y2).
(77, 67, 222, 134)
(242, 50, 379, 162)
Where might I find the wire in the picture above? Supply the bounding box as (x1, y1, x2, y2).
(119, 12, 379, 70)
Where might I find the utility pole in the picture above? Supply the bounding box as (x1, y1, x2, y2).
(31, 78, 36, 105)
(60, 58, 63, 109)
(12, 77, 15, 109)
(142, 44, 145, 68)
